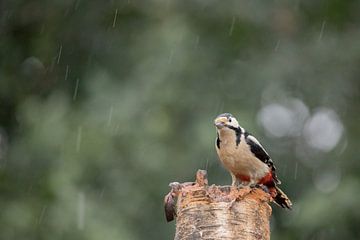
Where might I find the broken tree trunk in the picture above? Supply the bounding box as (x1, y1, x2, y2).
(164, 170, 272, 240)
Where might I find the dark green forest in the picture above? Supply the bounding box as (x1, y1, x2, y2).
(1, 0, 360, 239)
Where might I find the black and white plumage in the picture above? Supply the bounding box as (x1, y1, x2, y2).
(214, 113, 292, 209)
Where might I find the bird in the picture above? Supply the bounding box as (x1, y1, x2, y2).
(214, 113, 292, 209)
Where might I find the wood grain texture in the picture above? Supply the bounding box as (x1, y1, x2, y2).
(166, 170, 272, 240)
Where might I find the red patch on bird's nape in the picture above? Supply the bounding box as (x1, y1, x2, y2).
(235, 174, 250, 183)
(258, 172, 273, 186)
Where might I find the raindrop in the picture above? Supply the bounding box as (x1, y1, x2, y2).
(337, 138, 348, 156)
(57, 44, 62, 64)
(37, 205, 47, 225)
(318, 20, 326, 42)
(73, 78, 80, 100)
(76, 126, 82, 153)
(229, 16, 236, 36)
(64, 65, 70, 81)
(294, 162, 298, 180)
(112, 9, 118, 28)
(77, 192, 85, 230)
(107, 106, 114, 127)
(274, 40, 280, 52)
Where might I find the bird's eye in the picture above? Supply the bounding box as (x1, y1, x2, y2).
(228, 118, 232, 122)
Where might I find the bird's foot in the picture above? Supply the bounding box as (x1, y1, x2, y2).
(250, 183, 270, 193)
(230, 183, 245, 192)
(232, 179, 245, 187)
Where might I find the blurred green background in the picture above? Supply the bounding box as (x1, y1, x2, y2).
(1, 0, 360, 239)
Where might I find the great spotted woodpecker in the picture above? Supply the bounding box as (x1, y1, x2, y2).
(214, 113, 292, 209)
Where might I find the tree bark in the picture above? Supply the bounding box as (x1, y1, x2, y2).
(164, 170, 272, 240)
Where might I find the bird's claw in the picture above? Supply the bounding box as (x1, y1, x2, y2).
(250, 184, 270, 193)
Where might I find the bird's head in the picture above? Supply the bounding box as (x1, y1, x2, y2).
(214, 113, 240, 130)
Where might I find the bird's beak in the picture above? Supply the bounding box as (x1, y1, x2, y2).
(214, 117, 227, 129)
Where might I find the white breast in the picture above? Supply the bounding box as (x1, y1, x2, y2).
(216, 133, 269, 184)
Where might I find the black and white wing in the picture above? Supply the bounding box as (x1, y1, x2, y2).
(244, 132, 281, 184)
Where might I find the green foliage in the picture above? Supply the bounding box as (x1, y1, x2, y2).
(1, 0, 360, 239)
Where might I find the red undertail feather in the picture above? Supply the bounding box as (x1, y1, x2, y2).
(259, 172, 292, 209)
(235, 172, 292, 209)
(258, 172, 273, 185)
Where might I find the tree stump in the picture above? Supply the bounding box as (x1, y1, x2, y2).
(164, 170, 272, 240)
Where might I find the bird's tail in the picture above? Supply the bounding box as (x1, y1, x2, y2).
(273, 186, 292, 209)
